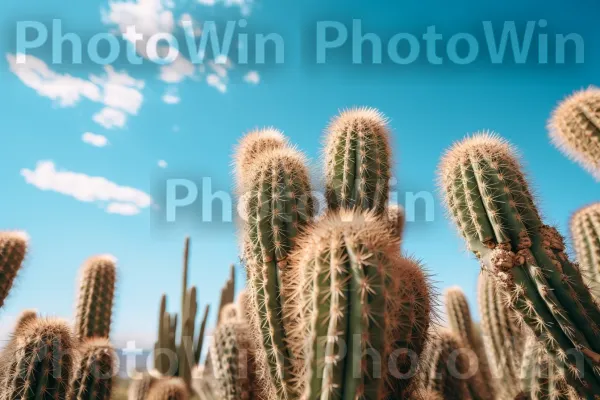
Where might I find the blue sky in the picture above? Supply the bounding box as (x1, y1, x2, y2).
(1, 0, 598, 349)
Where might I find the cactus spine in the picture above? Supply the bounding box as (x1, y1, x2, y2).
(0, 231, 28, 309)
(293, 210, 431, 399)
(387, 204, 405, 241)
(69, 338, 116, 400)
(420, 329, 473, 400)
(478, 272, 525, 399)
(155, 238, 210, 390)
(74, 255, 117, 339)
(324, 108, 391, 214)
(571, 203, 600, 299)
(0, 318, 75, 400)
(237, 141, 314, 399)
(147, 378, 189, 400)
(438, 133, 600, 396)
(210, 314, 258, 400)
(14, 309, 37, 333)
(444, 287, 495, 400)
(548, 87, 600, 180)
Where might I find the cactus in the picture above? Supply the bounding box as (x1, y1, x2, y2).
(154, 238, 210, 391)
(74, 255, 117, 339)
(419, 329, 473, 400)
(219, 303, 238, 323)
(438, 133, 600, 396)
(324, 108, 392, 214)
(210, 319, 258, 400)
(478, 272, 525, 400)
(216, 265, 236, 326)
(147, 378, 189, 400)
(570, 203, 600, 299)
(0, 231, 28, 309)
(0, 318, 75, 400)
(520, 335, 579, 400)
(69, 338, 116, 400)
(387, 204, 405, 241)
(14, 309, 37, 333)
(128, 373, 157, 400)
(445, 287, 495, 399)
(293, 209, 432, 399)
(238, 145, 314, 399)
(548, 87, 600, 181)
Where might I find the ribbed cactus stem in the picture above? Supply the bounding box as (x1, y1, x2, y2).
(1, 318, 75, 400)
(478, 272, 524, 400)
(127, 373, 157, 400)
(75, 255, 117, 339)
(571, 203, 600, 299)
(0, 231, 28, 309)
(69, 338, 116, 400)
(14, 309, 37, 333)
(420, 329, 472, 400)
(445, 287, 495, 400)
(294, 210, 431, 399)
(147, 378, 189, 400)
(324, 108, 392, 214)
(438, 133, 600, 396)
(240, 146, 314, 399)
(548, 87, 600, 180)
(210, 319, 257, 400)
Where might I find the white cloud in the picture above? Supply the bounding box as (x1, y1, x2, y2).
(158, 160, 168, 168)
(179, 13, 202, 36)
(21, 161, 151, 216)
(207, 74, 227, 93)
(198, 0, 253, 14)
(159, 56, 196, 83)
(162, 93, 180, 104)
(91, 66, 145, 115)
(93, 108, 127, 129)
(103, 0, 174, 38)
(82, 132, 109, 147)
(244, 71, 260, 84)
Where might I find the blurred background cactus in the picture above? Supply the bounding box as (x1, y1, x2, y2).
(0, 231, 28, 309)
(570, 202, 600, 299)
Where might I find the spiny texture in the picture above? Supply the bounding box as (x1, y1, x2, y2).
(548, 87, 600, 180)
(0, 231, 28, 309)
(387, 204, 405, 241)
(324, 108, 391, 214)
(478, 273, 525, 400)
(519, 335, 579, 400)
(571, 203, 600, 299)
(69, 338, 116, 400)
(241, 147, 314, 399)
(127, 373, 157, 400)
(210, 319, 258, 400)
(438, 133, 600, 396)
(219, 303, 239, 323)
(14, 310, 37, 333)
(234, 128, 288, 192)
(0, 318, 75, 400)
(445, 287, 495, 400)
(147, 378, 189, 400)
(292, 210, 432, 399)
(419, 329, 472, 400)
(74, 255, 117, 339)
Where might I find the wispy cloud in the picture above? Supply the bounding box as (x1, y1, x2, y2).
(158, 160, 168, 168)
(162, 87, 180, 104)
(93, 107, 127, 129)
(159, 57, 196, 83)
(21, 161, 151, 216)
(82, 132, 109, 147)
(244, 71, 260, 84)
(207, 74, 227, 93)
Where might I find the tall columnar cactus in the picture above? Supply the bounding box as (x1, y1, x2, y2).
(0, 318, 75, 400)
(478, 272, 525, 400)
(292, 210, 432, 399)
(147, 378, 189, 400)
(210, 318, 258, 400)
(128, 374, 157, 400)
(571, 203, 600, 298)
(324, 108, 392, 214)
(419, 329, 472, 400)
(69, 338, 116, 400)
(520, 335, 579, 400)
(444, 287, 495, 400)
(548, 87, 600, 181)
(0, 231, 28, 309)
(74, 255, 117, 339)
(438, 133, 600, 396)
(237, 144, 314, 399)
(155, 238, 210, 390)
(216, 265, 236, 326)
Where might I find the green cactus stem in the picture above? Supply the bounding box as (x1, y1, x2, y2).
(438, 133, 600, 397)
(69, 338, 116, 400)
(571, 202, 600, 299)
(74, 255, 117, 340)
(0, 231, 28, 309)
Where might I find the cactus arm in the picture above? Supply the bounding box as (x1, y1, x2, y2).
(0, 232, 27, 309)
(194, 304, 210, 365)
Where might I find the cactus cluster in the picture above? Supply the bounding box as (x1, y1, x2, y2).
(570, 202, 600, 299)
(69, 338, 117, 400)
(548, 87, 600, 181)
